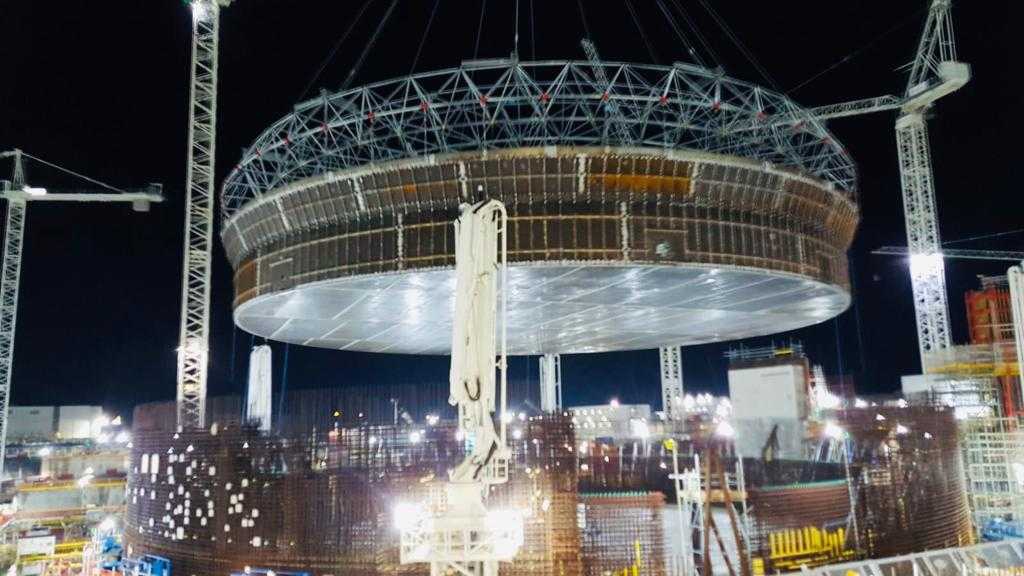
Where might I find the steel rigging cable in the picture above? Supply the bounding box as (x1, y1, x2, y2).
(296, 0, 375, 102)
(696, 0, 781, 91)
(624, 0, 659, 64)
(473, 0, 488, 59)
(340, 0, 400, 91)
(409, 0, 441, 74)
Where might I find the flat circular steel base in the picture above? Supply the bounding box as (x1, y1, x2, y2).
(234, 263, 849, 355)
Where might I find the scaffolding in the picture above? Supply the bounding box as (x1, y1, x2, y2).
(924, 343, 1020, 378)
(960, 418, 1024, 532)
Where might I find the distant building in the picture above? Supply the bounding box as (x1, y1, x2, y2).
(7, 405, 106, 444)
(567, 403, 652, 442)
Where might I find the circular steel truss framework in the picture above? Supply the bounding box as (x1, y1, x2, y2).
(221, 58, 856, 219)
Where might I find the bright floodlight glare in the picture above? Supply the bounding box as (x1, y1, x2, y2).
(393, 502, 426, 531)
(486, 508, 523, 525)
(823, 421, 846, 440)
(512, 428, 523, 440)
(98, 516, 116, 533)
(854, 398, 869, 409)
(37, 446, 52, 457)
(609, 398, 620, 408)
(409, 430, 422, 444)
(22, 186, 47, 196)
(191, 1, 211, 22)
(909, 252, 944, 275)
(631, 419, 650, 440)
(895, 423, 910, 435)
(715, 421, 736, 438)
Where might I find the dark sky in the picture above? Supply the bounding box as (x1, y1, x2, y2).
(1, 1, 1020, 419)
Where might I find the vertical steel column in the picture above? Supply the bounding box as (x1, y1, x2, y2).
(660, 346, 684, 421)
(539, 353, 562, 412)
(1008, 263, 1024, 407)
(896, 112, 951, 364)
(0, 197, 25, 477)
(177, 0, 230, 429)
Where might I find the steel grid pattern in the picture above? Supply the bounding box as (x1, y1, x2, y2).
(125, 397, 582, 576)
(220, 58, 857, 219)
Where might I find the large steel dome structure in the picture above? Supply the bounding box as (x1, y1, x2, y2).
(221, 57, 860, 354)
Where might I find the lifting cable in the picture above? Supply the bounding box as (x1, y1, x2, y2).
(654, 0, 706, 68)
(20, 152, 130, 194)
(624, 0, 659, 64)
(473, 0, 489, 60)
(296, 0, 376, 101)
(788, 6, 926, 95)
(575, 0, 593, 41)
(277, 342, 290, 426)
(341, 0, 400, 91)
(943, 228, 1024, 247)
(696, 0, 781, 91)
(529, 0, 536, 59)
(668, 0, 722, 69)
(409, 0, 441, 74)
(513, 0, 521, 57)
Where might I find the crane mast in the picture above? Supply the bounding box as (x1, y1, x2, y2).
(178, 0, 231, 430)
(0, 150, 162, 478)
(0, 151, 26, 476)
(896, 0, 969, 364)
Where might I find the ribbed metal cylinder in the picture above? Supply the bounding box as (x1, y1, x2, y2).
(223, 147, 858, 354)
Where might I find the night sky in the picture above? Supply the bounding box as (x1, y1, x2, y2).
(1, 1, 1020, 420)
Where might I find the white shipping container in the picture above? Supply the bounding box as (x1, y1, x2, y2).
(17, 536, 56, 557)
(728, 363, 808, 420)
(57, 405, 104, 439)
(7, 406, 56, 442)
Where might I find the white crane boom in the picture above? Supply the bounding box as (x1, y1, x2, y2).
(177, 0, 231, 430)
(896, 0, 970, 363)
(0, 149, 162, 478)
(873, 246, 1024, 262)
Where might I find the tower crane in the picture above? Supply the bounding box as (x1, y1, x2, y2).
(177, 0, 232, 430)
(399, 200, 523, 576)
(0, 149, 162, 477)
(895, 0, 970, 363)
(718, 0, 968, 369)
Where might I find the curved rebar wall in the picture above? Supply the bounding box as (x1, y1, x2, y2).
(225, 147, 858, 354)
(842, 406, 975, 557)
(125, 399, 581, 576)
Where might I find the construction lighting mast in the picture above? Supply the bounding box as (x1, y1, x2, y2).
(896, 0, 969, 364)
(0, 150, 162, 477)
(177, 0, 232, 430)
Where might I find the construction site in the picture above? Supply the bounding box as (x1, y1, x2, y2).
(1, 0, 1024, 575)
